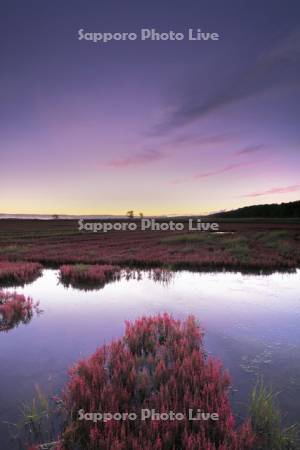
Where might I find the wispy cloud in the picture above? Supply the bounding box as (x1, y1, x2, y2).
(235, 144, 265, 156)
(104, 149, 166, 168)
(166, 132, 236, 148)
(242, 184, 300, 197)
(194, 161, 255, 179)
(154, 29, 300, 133)
(172, 161, 255, 184)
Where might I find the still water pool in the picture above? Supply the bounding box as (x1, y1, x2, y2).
(1, 269, 300, 448)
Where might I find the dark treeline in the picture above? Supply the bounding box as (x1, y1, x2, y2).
(212, 200, 300, 219)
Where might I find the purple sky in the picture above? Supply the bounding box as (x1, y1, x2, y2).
(1, 0, 300, 215)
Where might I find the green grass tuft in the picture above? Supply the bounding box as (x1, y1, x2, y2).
(249, 381, 299, 450)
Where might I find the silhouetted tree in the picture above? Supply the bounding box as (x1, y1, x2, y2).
(126, 210, 134, 219)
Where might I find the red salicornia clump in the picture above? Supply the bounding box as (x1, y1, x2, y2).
(0, 261, 42, 286)
(0, 291, 39, 332)
(59, 264, 121, 289)
(60, 314, 255, 449)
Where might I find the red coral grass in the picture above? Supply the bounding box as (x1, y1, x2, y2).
(59, 264, 121, 290)
(0, 261, 42, 287)
(59, 314, 255, 449)
(1, 221, 299, 273)
(0, 291, 40, 332)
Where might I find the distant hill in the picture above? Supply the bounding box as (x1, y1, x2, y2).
(212, 200, 300, 219)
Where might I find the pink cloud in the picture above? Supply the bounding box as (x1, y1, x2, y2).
(242, 184, 300, 197)
(234, 144, 265, 156)
(170, 161, 256, 184)
(194, 161, 255, 179)
(167, 132, 236, 147)
(104, 149, 166, 168)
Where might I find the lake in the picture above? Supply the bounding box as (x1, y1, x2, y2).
(1, 269, 300, 449)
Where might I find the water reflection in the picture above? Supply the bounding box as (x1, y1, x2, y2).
(0, 269, 300, 449)
(0, 291, 40, 332)
(58, 267, 174, 291)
